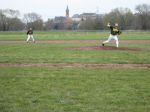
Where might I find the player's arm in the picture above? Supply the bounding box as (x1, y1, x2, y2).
(107, 22, 111, 27)
(118, 30, 122, 35)
(27, 31, 29, 35)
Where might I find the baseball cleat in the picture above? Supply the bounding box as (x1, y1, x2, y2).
(102, 43, 104, 46)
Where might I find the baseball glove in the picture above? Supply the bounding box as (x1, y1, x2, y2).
(118, 30, 122, 35)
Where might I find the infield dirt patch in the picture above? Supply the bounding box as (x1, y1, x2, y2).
(0, 40, 150, 44)
(0, 63, 149, 68)
(68, 46, 142, 51)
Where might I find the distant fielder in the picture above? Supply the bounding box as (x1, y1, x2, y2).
(102, 22, 121, 47)
(26, 28, 35, 43)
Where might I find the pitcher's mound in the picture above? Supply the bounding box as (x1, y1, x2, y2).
(69, 46, 141, 51)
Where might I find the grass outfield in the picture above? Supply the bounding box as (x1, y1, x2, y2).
(0, 31, 150, 112)
(0, 31, 150, 40)
(0, 43, 150, 64)
(0, 68, 150, 112)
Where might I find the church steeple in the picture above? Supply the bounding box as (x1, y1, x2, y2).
(66, 5, 69, 18)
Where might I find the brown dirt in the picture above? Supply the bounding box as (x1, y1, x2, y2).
(0, 40, 150, 44)
(0, 63, 149, 68)
(68, 46, 142, 51)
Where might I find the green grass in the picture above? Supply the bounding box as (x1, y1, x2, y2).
(0, 31, 150, 112)
(0, 31, 150, 40)
(0, 68, 150, 112)
(0, 43, 150, 64)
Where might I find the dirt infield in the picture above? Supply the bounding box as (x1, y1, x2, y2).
(68, 46, 142, 51)
(0, 63, 149, 68)
(0, 40, 150, 44)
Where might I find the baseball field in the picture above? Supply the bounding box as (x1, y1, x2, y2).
(0, 31, 150, 112)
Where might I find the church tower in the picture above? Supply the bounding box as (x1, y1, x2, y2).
(66, 5, 69, 18)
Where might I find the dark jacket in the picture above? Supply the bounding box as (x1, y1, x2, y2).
(109, 26, 121, 35)
(27, 30, 33, 35)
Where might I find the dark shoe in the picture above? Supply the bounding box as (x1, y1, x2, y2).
(102, 43, 104, 46)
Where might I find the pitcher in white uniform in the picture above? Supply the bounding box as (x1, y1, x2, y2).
(102, 23, 121, 48)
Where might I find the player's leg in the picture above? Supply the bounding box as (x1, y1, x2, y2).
(102, 34, 112, 46)
(113, 36, 119, 47)
(31, 35, 35, 42)
(26, 35, 31, 42)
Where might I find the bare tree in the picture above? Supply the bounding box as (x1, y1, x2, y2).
(135, 4, 150, 30)
(104, 8, 134, 30)
(44, 19, 55, 30)
(0, 9, 24, 31)
(9, 18, 25, 31)
(3, 9, 20, 18)
(0, 10, 7, 31)
(24, 12, 43, 30)
(78, 17, 98, 30)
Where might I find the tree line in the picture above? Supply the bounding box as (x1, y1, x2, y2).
(0, 4, 150, 31)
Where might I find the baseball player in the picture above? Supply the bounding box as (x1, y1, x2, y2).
(102, 23, 121, 47)
(26, 28, 35, 43)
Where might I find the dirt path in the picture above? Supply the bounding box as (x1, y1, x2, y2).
(0, 40, 150, 44)
(68, 46, 142, 51)
(0, 63, 149, 68)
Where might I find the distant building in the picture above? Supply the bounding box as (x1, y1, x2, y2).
(54, 6, 70, 22)
(80, 13, 97, 19)
(72, 13, 98, 21)
(54, 16, 66, 23)
(66, 5, 69, 18)
(72, 14, 82, 22)
(52, 6, 103, 30)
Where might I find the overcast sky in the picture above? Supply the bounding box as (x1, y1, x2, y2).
(1, 0, 150, 21)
